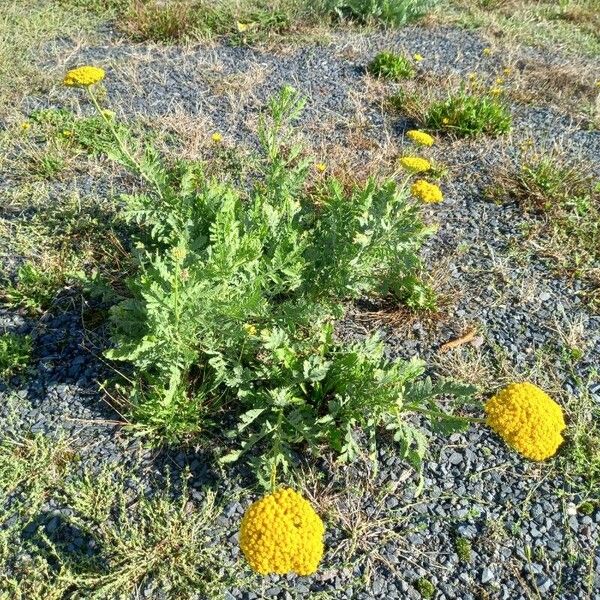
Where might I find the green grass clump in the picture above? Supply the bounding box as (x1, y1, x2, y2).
(0, 333, 32, 380)
(368, 51, 415, 80)
(424, 91, 511, 137)
(415, 576, 436, 598)
(0, 432, 237, 598)
(3, 263, 64, 314)
(487, 147, 599, 307)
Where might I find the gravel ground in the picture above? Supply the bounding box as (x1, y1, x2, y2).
(2, 23, 600, 600)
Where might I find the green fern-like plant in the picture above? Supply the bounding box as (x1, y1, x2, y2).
(82, 85, 474, 486)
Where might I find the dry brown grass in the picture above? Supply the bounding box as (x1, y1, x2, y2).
(504, 59, 600, 125)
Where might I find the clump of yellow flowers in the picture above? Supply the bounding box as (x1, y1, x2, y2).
(240, 488, 325, 576)
(399, 156, 431, 173)
(485, 382, 566, 461)
(63, 66, 105, 87)
(406, 130, 434, 147)
(411, 179, 443, 203)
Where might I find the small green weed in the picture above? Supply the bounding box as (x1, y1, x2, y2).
(415, 576, 435, 598)
(424, 91, 511, 137)
(578, 501, 595, 516)
(3, 263, 64, 314)
(26, 143, 68, 179)
(454, 535, 472, 563)
(368, 51, 415, 80)
(0, 333, 32, 381)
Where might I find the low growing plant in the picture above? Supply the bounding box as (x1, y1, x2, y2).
(0, 333, 32, 381)
(66, 71, 474, 486)
(424, 90, 511, 137)
(368, 51, 415, 80)
(329, 0, 439, 26)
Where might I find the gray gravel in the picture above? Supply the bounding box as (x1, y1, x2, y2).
(3, 23, 600, 600)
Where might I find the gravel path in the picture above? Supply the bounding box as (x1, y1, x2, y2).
(2, 23, 600, 599)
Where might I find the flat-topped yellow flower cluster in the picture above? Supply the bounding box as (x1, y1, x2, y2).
(407, 129, 434, 147)
(63, 66, 105, 87)
(485, 382, 566, 461)
(411, 179, 443, 203)
(240, 488, 325, 576)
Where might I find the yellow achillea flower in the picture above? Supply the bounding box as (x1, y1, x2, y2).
(211, 132, 223, 143)
(485, 382, 566, 461)
(411, 179, 443, 203)
(237, 21, 250, 32)
(21, 122, 31, 131)
(482, 47, 492, 56)
(240, 488, 325, 576)
(406, 130, 435, 147)
(63, 66, 105, 87)
(413, 53, 424, 62)
(489, 87, 503, 96)
(315, 162, 327, 173)
(399, 156, 431, 173)
(243, 323, 257, 336)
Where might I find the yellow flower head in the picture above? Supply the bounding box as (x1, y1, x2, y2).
(211, 132, 223, 143)
(243, 323, 257, 336)
(442, 117, 450, 125)
(495, 77, 505, 85)
(468, 72, 478, 81)
(240, 488, 325, 576)
(485, 382, 566, 461)
(411, 179, 443, 203)
(101, 109, 116, 120)
(62, 130, 73, 137)
(63, 66, 105, 87)
(315, 162, 327, 173)
(237, 21, 250, 32)
(489, 87, 503, 96)
(413, 53, 424, 62)
(21, 121, 31, 131)
(399, 156, 431, 174)
(482, 47, 492, 56)
(406, 130, 435, 147)
(503, 67, 512, 76)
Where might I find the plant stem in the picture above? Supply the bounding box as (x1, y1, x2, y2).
(86, 86, 164, 200)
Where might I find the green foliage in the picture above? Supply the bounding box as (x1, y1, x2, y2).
(368, 51, 415, 80)
(329, 0, 439, 25)
(487, 147, 599, 306)
(2, 263, 64, 313)
(415, 577, 436, 598)
(578, 501, 595, 516)
(93, 85, 473, 484)
(454, 535, 472, 563)
(425, 91, 512, 137)
(110, 0, 438, 43)
(30, 107, 126, 155)
(0, 433, 238, 598)
(119, 0, 300, 43)
(0, 333, 32, 381)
